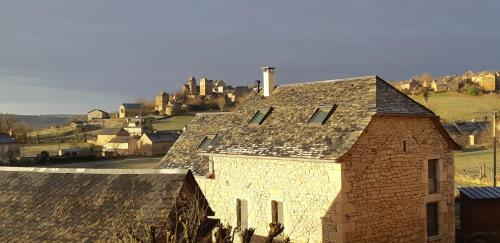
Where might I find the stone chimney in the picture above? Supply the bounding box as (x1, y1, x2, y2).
(262, 67, 275, 97)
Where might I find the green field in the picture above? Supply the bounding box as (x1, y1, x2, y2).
(153, 115, 196, 131)
(410, 92, 500, 122)
(454, 148, 499, 187)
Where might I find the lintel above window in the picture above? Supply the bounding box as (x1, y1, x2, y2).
(249, 107, 273, 125)
(308, 104, 337, 125)
(198, 135, 216, 150)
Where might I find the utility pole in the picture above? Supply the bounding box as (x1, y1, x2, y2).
(494, 111, 497, 187)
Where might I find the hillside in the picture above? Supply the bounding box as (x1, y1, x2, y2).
(410, 92, 500, 122)
(14, 114, 85, 129)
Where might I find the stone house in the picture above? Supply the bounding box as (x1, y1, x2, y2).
(161, 72, 460, 242)
(0, 167, 216, 242)
(94, 128, 130, 146)
(431, 80, 447, 93)
(443, 121, 490, 147)
(155, 91, 169, 114)
(137, 131, 180, 156)
(102, 136, 137, 156)
(398, 78, 422, 93)
(118, 103, 145, 118)
(123, 117, 152, 137)
(0, 133, 20, 163)
(476, 73, 497, 91)
(87, 109, 110, 121)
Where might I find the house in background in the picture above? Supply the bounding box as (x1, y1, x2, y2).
(88, 109, 110, 121)
(123, 117, 153, 137)
(102, 136, 137, 156)
(398, 78, 421, 93)
(94, 128, 130, 146)
(443, 121, 490, 147)
(0, 167, 216, 242)
(0, 133, 20, 163)
(118, 103, 145, 118)
(137, 131, 180, 156)
(475, 73, 497, 91)
(161, 69, 460, 242)
(431, 80, 448, 93)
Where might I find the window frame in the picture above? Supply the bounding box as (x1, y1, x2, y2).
(307, 104, 337, 126)
(428, 159, 439, 194)
(236, 199, 248, 231)
(197, 134, 217, 150)
(426, 202, 439, 238)
(248, 107, 274, 125)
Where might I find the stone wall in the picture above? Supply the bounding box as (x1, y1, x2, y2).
(197, 156, 342, 242)
(339, 116, 455, 242)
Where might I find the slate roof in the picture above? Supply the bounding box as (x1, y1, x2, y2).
(88, 109, 108, 114)
(200, 76, 435, 159)
(0, 133, 17, 144)
(96, 128, 130, 136)
(460, 187, 500, 200)
(160, 75, 458, 175)
(160, 112, 232, 175)
(121, 103, 145, 109)
(0, 167, 212, 242)
(144, 131, 180, 143)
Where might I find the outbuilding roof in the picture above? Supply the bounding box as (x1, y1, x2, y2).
(0, 133, 17, 144)
(121, 103, 145, 109)
(460, 187, 500, 200)
(144, 131, 180, 143)
(95, 128, 130, 136)
(0, 167, 213, 242)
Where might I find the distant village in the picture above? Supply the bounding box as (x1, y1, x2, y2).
(395, 70, 500, 95)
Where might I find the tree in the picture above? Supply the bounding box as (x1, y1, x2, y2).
(0, 114, 17, 134)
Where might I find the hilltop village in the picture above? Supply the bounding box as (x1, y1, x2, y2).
(0, 67, 499, 242)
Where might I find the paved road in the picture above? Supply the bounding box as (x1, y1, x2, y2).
(36, 156, 162, 169)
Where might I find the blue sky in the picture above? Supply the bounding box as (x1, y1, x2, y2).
(0, 0, 499, 114)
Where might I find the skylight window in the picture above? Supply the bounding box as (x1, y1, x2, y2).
(249, 108, 273, 125)
(198, 135, 216, 150)
(308, 105, 337, 125)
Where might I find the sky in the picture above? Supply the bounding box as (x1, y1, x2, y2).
(1, 0, 499, 115)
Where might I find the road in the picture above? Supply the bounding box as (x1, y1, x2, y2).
(36, 156, 162, 169)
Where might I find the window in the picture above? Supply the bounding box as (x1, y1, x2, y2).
(249, 108, 273, 125)
(271, 200, 283, 225)
(427, 202, 439, 237)
(236, 199, 248, 230)
(428, 159, 439, 194)
(198, 135, 216, 150)
(308, 105, 337, 125)
(403, 141, 407, 152)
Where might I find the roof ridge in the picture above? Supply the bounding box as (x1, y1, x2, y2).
(278, 75, 377, 88)
(0, 166, 189, 175)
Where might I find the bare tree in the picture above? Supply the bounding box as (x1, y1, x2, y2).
(0, 113, 17, 134)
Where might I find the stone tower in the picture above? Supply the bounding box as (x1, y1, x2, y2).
(188, 76, 197, 96)
(155, 91, 169, 114)
(200, 78, 213, 97)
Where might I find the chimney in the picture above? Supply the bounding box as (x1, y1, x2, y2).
(262, 67, 275, 97)
(255, 80, 261, 93)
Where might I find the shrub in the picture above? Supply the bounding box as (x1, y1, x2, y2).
(467, 86, 480, 96)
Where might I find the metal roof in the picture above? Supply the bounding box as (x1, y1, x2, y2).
(460, 187, 500, 199)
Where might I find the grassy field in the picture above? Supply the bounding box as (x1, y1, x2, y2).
(454, 148, 499, 187)
(153, 115, 196, 131)
(410, 92, 500, 122)
(21, 142, 94, 157)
